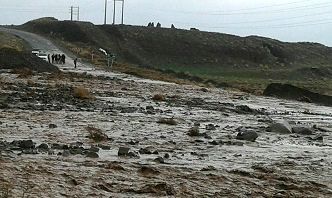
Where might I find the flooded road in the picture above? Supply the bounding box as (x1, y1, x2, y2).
(1, 64, 331, 197)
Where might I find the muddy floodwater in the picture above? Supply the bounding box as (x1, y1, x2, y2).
(0, 67, 331, 197)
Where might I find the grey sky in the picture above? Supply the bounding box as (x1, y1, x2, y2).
(1, 0, 332, 46)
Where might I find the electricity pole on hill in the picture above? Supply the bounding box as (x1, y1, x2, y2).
(104, 0, 124, 25)
(70, 6, 80, 21)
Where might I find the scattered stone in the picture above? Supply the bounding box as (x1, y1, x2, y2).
(21, 149, 38, 155)
(235, 105, 261, 114)
(152, 94, 165, 101)
(89, 146, 100, 153)
(128, 140, 139, 145)
(310, 134, 324, 141)
(194, 122, 201, 127)
(157, 118, 177, 125)
(62, 150, 70, 157)
(118, 147, 130, 156)
(37, 143, 49, 150)
(128, 151, 140, 158)
(267, 120, 292, 134)
(49, 124, 57, 128)
(13, 140, 35, 149)
(188, 127, 202, 136)
(236, 130, 258, 142)
(205, 124, 216, 130)
(201, 166, 217, 171)
(86, 126, 109, 142)
(152, 150, 159, 155)
(154, 156, 165, 163)
(139, 147, 153, 154)
(86, 151, 99, 158)
(200, 88, 209, 92)
(292, 126, 314, 135)
(98, 144, 111, 150)
(164, 153, 170, 159)
(138, 166, 160, 175)
(209, 140, 219, 145)
(139, 182, 175, 195)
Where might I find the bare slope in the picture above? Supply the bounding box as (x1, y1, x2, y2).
(0, 30, 59, 72)
(19, 18, 332, 93)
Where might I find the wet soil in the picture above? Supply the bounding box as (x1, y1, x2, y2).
(0, 67, 331, 197)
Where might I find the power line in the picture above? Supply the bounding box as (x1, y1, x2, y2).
(150, 1, 332, 16)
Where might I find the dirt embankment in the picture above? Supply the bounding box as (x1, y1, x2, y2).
(0, 30, 59, 73)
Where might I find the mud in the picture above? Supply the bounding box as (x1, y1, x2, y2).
(0, 67, 332, 197)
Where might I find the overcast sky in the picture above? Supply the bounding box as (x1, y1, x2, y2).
(1, 0, 332, 46)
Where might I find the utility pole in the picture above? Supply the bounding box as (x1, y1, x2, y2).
(112, 0, 124, 25)
(104, 0, 107, 25)
(70, 6, 80, 21)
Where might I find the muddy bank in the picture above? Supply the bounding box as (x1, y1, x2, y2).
(0, 48, 59, 72)
(263, 83, 332, 107)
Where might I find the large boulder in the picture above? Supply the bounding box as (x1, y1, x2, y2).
(236, 130, 258, 142)
(267, 120, 292, 134)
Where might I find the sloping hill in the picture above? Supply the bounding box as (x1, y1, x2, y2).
(18, 18, 332, 93)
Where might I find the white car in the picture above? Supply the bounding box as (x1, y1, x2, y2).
(31, 49, 40, 55)
(37, 53, 48, 62)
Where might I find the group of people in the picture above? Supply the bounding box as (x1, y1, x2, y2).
(49, 54, 66, 64)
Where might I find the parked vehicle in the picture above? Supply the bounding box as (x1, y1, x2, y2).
(37, 53, 48, 61)
(31, 49, 40, 55)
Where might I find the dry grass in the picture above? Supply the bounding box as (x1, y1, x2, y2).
(152, 94, 166, 101)
(12, 68, 33, 78)
(73, 86, 95, 100)
(86, 126, 109, 142)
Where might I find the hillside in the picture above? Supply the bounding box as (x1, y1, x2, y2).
(0, 30, 58, 72)
(19, 18, 332, 93)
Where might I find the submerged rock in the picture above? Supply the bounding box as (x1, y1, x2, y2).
(292, 126, 314, 135)
(267, 120, 292, 134)
(236, 130, 258, 142)
(118, 147, 130, 156)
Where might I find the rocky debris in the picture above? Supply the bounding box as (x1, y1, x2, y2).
(152, 94, 165, 101)
(139, 147, 153, 154)
(309, 134, 324, 141)
(11, 140, 35, 149)
(62, 150, 70, 157)
(37, 143, 49, 150)
(292, 126, 314, 135)
(205, 124, 216, 130)
(89, 146, 100, 153)
(118, 147, 130, 156)
(98, 144, 111, 150)
(164, 153, 170, 159)
(187, 126, 202, 137)
(138, 182, 175, 195)
(157, 118, 177, 125)
(86, 151, 99, 158)
(138, 166, 160, 176)
(86, 126, 109, 142)
(236, 130, 258, 142)
(235, 105, 263, 114)
(201, 166, 217, 171)
(263, 83, 332, 107)
(154, 156, 165, 163)
(267, 120, 292, 134)
(49, 123, 57, 128)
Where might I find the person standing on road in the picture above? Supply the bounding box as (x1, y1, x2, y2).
(74, 58, 78, 68)
(62, 54, 66, 64)
(47, 54, 51, 63)
(51, 54, 55, 64)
